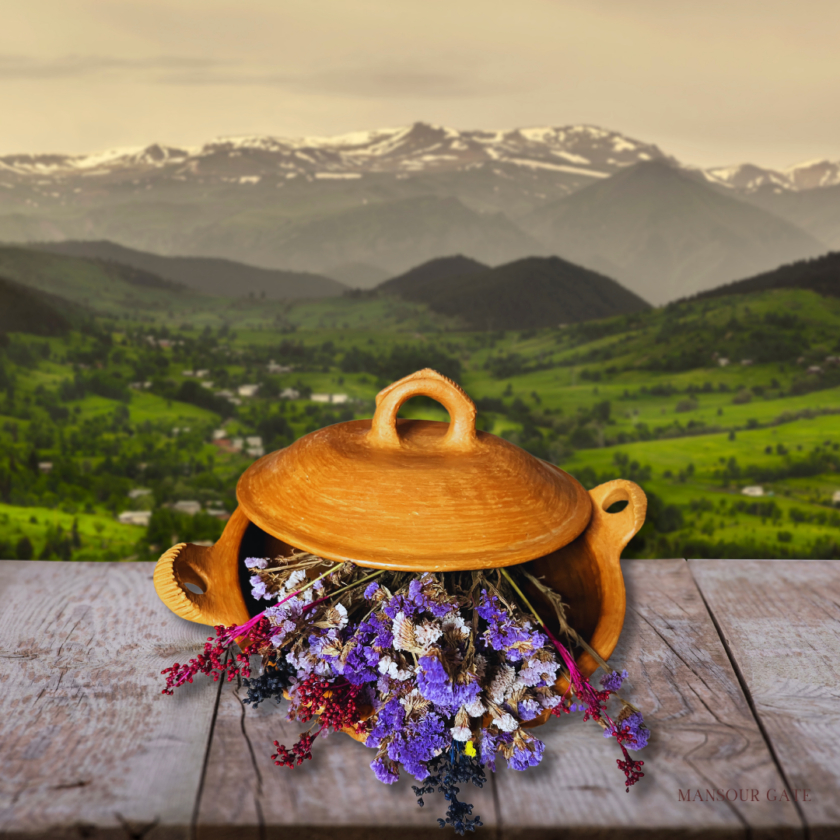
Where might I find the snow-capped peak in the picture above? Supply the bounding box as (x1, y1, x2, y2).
(1, 122, 836, 194)
(702, 158, 840, 192)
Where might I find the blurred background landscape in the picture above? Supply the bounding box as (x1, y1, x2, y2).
(2, 1, 839, 561)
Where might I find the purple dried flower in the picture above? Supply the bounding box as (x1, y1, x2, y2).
(364, 582, 381, 599)
(245, 557, 268, 569)
(382, 594, 418, 620)
(517, 698, 542, 721)
(478, 729, 499, 772)
(371, 756, 400, 784)
(507, 734, 545, 771)
(416, 654, 481, 714)
(366, 697, 406, 745)
(407, 576, 457, 618)
(250, 574, 268, 600)
(478, 591, 545, 662)
(367, 698, 450, 781)
(387, 712, 451, 781)
(601, 669, 628, 693)
(615, 711, 650, 751)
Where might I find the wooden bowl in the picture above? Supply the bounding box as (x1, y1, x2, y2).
(153, 369, 647, 732)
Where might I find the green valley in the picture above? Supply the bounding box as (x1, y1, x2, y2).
(1, 255, 839, 562)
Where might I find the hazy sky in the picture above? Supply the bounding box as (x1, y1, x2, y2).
(2, 0, 838, 168)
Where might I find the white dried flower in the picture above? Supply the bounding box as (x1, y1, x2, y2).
(400, 688, 431, 717)
(284, 569, 307, 591)
(463, 697, 486, 717)
(495, 713, 519, 732)
(518, 656, 561, 687)
(441, 611, 469, 638)
(451, 725, 472, 741)
(489, 664, 516, 704)
(377, 654, 394, 674)
(314, 660, 332, 677)
(333, 602, 348, 630)
(415, 620, 443, 650)
(388, 661, 413, 681)
(392, 611, 417, 651)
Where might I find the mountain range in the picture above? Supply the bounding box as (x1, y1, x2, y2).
(1, 122, 838, 301)
(525, 161, 824, 304)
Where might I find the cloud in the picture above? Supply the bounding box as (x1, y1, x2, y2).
(0, 52, 510, 99)
(0, 54, 226, 81)
(157, 64, 493, 99)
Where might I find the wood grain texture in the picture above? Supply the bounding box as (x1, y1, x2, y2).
(0, 561, 221, 840)
(4, 559, 834, 840)
(195, 671, 499, 839)
(495, 559, 803, 840)
(690, 560, 840, 840)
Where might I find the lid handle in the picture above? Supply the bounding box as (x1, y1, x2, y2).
(369, 369, 477, 451)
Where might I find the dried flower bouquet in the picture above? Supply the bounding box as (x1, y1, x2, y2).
(162, 551, 649, 834)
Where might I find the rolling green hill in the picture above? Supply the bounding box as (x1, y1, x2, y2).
(32, 240, 347, 299)
(378, 255, 489, 297)
(0, 246, 205, 315)
(383, 255, 650, 329)
(693, 251, 840, 302)
(0, 275, 75, 336)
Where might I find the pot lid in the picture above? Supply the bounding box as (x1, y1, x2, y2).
(237, 369, 592, 571)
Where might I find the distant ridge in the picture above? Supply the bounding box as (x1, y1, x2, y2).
(378, 255, 489, 297)
(386, 255, 650, 330)
(525, 160, 826, 305)
(94, 260, 184, 291)
(32, 240, 347, 299)
(324, 261, 390, 289)
(0, 275, 74, 336)
(693, 251, 840, 301)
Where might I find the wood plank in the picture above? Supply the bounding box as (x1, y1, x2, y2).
(494, 559, 803, 840)
(195, 672, 500, 839)
(690, 559, 840, 840)
(0, 561, 221, 840)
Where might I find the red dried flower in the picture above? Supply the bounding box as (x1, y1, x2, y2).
(271, 732, 315, 767)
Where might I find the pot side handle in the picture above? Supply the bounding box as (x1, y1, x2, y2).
(153, 507, 251, 629)
(586, 478, 648, 560)
(575, 478, 647, 676)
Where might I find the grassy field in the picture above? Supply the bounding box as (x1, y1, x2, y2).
(1, 283, 839, 561)
(0, 502, 142, 561)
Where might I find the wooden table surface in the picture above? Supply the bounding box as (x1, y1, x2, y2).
(1, 558, 838, 840)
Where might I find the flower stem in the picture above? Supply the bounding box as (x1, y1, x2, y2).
(225, 562, 345, 642)
(500, 567, 624, 681)
(500, 567, 582, 692)
(499, 567, 542, 624)
(323, 569, 386, 602)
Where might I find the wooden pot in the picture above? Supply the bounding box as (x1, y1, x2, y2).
(154, 369, 646, 732)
